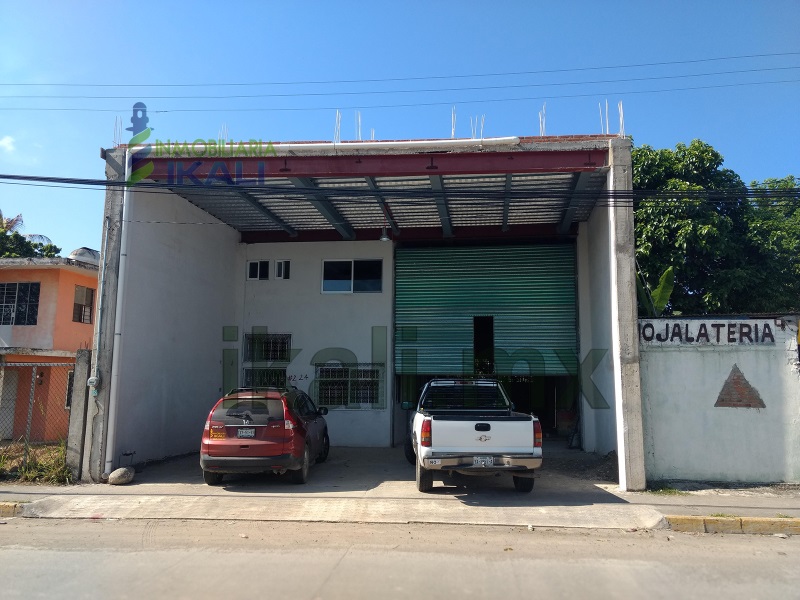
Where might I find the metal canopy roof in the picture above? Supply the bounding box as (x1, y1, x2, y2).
(145, 136, 615, 242)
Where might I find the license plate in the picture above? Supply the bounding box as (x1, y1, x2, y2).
(473, 456, 494, 467)
(237, 428, 255, 439)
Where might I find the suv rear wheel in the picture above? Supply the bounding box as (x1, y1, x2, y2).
(317, 432, 330, 463)
(203, 470, 223, 485)
(291, 445, 310, 484)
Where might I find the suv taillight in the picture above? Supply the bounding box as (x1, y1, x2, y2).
(533, 419, 542, 448)
(284, 404, 299, 431)
(421, 419, 432, 447)
(206, 420, 226, 440)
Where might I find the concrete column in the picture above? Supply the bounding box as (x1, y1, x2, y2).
(608, 138, 646, 491)
(84, 149, 125, 482)
(66, 349, 91, 479)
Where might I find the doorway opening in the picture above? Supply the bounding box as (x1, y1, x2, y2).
(473, 316, 494, 376)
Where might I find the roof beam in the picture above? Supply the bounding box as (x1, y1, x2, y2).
(364, 177, 400, 236)
(558, 172, 592, 234)
(501, 174, 513, 232)
(429, 175, 454, 238)
(147, 150, 609, 181)
(287, 177, 356, 240)
(234, 189, 298, 237)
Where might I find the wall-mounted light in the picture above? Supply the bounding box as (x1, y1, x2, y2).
(36, 371, 44, 385)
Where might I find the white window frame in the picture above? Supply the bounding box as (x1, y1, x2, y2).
(246, 260, 269, 281)
(321, 259, 383, 294)
(275, 260, 291, 280)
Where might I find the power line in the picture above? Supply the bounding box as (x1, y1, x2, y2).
(1, 51, 798, 88)
(0, 78, 798, 114)
(2, 66, 798, 100)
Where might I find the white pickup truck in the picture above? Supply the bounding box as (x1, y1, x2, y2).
(402, 379, 543, 493)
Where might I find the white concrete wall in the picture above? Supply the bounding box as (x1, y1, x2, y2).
(239, 241, 394, 447)
(576, 208, 617, 454)
(111, 189, 240, 463)
(640, 318, 800, 482)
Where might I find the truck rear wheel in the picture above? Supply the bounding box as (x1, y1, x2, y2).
(512, 475, 534, 493)
(416, 459, 433, 492)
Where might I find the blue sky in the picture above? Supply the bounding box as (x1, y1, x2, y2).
(0, 0, 798, 254)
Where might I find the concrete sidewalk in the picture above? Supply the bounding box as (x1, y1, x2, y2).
(2, 444, 799, 534)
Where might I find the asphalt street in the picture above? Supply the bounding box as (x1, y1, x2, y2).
(1, 519, 798, 600)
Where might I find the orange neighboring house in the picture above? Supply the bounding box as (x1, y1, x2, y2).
(0, 249, 99, 442)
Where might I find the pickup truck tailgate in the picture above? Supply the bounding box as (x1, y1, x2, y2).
(429, 414, 535, 454)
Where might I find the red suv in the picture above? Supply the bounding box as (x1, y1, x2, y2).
(200, 388, 329, 485)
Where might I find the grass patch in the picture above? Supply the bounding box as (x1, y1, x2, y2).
(776, 513, 794, 519)
(709, 513, 739, 518)
(0, 440, 73, 485)
(647, 483, 689, 496)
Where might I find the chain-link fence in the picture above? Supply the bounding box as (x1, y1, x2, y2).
(0, 363, 74, 479)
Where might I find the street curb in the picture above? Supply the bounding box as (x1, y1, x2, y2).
(0, 502, 23, 517)
(666, 515, 800, 535)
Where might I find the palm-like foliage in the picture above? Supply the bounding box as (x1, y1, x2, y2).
(0, 209, 53, 245)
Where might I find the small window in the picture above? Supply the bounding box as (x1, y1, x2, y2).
(313, 362, 384, 408)
(243, 368, 287, 388)
(322, 261, 352, 292)
(244, 333, 291, 362)
(275, 260, 291, 280)
(353, 260, 382, 292)
(73, 285, 95, 324)
(0, 282, 40, 325)
(322, 259, 382, 293)
(247, 261, 269, 280)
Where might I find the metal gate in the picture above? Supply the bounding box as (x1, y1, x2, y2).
(0, 362, 74, 479)
(395, 245, 579, 376)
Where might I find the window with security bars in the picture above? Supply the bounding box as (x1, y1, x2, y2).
(243, 368, 287, 388)
(72, 285, 95, 324)
(244, 333, 291, 362)
(0, 282, 40, 325)
(313, 363, 384, 408)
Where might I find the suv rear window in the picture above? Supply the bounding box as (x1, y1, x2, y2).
(421, 384, 509, 410)
(212, 397, 284, 425)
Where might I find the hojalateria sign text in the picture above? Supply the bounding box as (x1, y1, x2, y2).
(638, 320, 777, 345)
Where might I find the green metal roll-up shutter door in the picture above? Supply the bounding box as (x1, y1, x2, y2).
(395, 245, 577, 376)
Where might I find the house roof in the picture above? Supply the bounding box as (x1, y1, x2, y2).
(0, 257, 99, 275)
(136, 134, 624, 243)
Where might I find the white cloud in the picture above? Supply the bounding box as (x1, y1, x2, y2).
(0, 136, 15, 153)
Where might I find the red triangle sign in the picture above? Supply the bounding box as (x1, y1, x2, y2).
(715, 364, 765, 409)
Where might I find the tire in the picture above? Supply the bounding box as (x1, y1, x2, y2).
(317, 432, 330, 463)
(291, 445, 310, 484)
(404, 436, 416, 465)
(415, 458, 433, 492)
(202, 470, 223, 485)
(512, 475, 535, 493)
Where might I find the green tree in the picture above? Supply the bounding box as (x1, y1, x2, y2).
(744, 176, 800, 312)
(633, 140, 799, 314)
(0, 210, 60, 258)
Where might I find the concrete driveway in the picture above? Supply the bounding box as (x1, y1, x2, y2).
(4, 442, 668, 529)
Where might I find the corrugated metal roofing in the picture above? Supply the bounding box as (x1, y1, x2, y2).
(165, 166, 609, 239)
